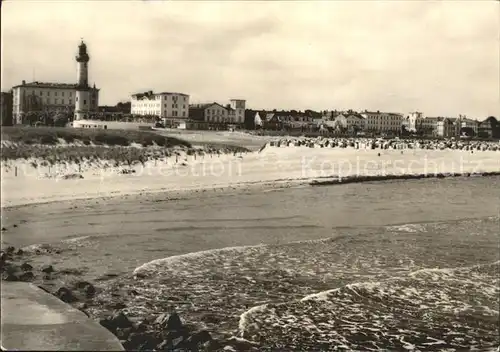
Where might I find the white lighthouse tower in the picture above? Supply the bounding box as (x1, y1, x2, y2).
(74, 40, 91, 120)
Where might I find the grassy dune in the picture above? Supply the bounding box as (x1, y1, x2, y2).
(1, 127, 249, 164)
(1, 126, 192, 148)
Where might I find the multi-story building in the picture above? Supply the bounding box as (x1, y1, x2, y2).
(332, 112, 366, 132)
(420, 116, 462, 137)
(403, 111, 424, 132)
(262, 111, 314, 130)
(11, 40, 100, 125)
(361, 111, 403, 134)
(229, 99, 246, 125)
(418, 117, 440, 136)
(1, 91, 13, 126)
(460, 117, 479, 136)
(11, 81, 99, 124)
(188, 99, 246, 127)
(130, 91, 189, 124)
(478, 116, 499, 138)
(189, 103, 229, 124)
(345, 113, 365, 131)
(436, 118, 458, 137)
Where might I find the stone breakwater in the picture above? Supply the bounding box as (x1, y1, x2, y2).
(263, 136, 500, 151)
(310, 171, 500, 186)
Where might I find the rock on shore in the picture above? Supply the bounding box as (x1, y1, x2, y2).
(0, 246, 261, 351)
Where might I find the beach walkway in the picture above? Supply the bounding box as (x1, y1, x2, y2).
(0, 282, 123, 351)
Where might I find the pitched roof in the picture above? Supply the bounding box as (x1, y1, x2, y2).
(422, 116, 442, 121)
(363, 111, 403, 116)
(265, 113, 275, 121)
(13, 81, 77, 89)
(189, 103, 213, 109)
(188, 102, 229, 110)
(132, 91, 189, 98)
(461, 118, 478, 123)
(157, 92, 189, 96)
(346, 113, 365, 119)
(478, 116, 498, 127)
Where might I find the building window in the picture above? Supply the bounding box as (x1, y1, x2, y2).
(55, 91, 58, 96)
(84, 100, 86, 105)
(69, 92, 72, 97)
(39, 91, 42, 96)
(62, 92, 65, 97)
(76, 97, 78, 102)
(47, 91, 50, 96)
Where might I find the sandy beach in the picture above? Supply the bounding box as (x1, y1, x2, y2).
(2, 135, 500, 351)
(2, 139, 500, 208)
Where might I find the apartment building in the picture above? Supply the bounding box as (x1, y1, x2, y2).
(130, 91, 190, 121)
(188, 99, 246, 126)
(478, 116, 499, 138)
(361, 111, 403, 134)
(436, 118, 458, 137)
(333, 112, 366, 132)
(189, 103, 229, 123)
(416, 117, 439, 135)
(460, 118, 479, 136)
(11, 81, 99, 124)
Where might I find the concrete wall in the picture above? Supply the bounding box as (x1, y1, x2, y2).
(72, 120, 155, 130)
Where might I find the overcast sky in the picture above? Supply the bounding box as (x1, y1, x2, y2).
(2, 1, 499, 118)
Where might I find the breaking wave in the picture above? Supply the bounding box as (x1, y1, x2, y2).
(107, 216, 498, 350)
(239, 261, 500, 350)
(133, 244, 266, 278)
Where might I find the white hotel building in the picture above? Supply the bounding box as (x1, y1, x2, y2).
(11, 80, 99, 124)
(130, 91, 189, 122)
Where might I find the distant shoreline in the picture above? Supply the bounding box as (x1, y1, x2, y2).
(2, 134, 500, 209)
(310, 170, 500, 186)
(3, 170, 500, 211)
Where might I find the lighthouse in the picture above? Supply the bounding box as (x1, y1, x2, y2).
(74, 40, 91, 120)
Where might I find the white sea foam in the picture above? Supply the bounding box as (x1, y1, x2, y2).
(133, 234, 346, 279)
(385, 223, 427, 233)
(133, 244, 265, 277)
(238, 303, 269, 336)
(61, 235, 90, 243)
(237, 259, 499, 349)
(21, 243, 56, 253)
(300, 288, 341, 302)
